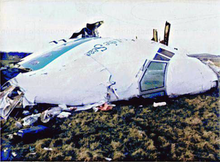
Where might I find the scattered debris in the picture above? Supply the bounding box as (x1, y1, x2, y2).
(105, 157, 112, 161)
(22, 110, 31, 116)
(93, 107, 99, 112)
(153, 102, 167, 107)
(48, 107, 62, 115)
(11, 151, 17, 157)
(43, 147, 53, 151)
(7, 134, 14, 140)
(0, 87, 24, 120)
(22, 113, 41, 126)
(74, 102, 105, 112)
(40, 107, 62, 123)
(1, 147, 11, 161)
(57, 112, 71, 118)
(16, 125, 48, 138)
(15, 121, 22, 128)
(0, 93, 219, 161)
(40, 106, 77, 123)
(98, 103, 115, 111)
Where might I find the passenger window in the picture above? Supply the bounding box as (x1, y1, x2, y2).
(140, 62, 167, 91)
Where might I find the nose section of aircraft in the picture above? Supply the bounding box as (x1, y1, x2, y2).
(166, 56, 218, 97)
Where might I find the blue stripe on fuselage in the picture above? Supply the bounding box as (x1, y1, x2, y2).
(21, 38, 95, 71)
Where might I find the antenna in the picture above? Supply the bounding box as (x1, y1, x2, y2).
(151, 29, 158, 42)
(160, 21, 171, 46)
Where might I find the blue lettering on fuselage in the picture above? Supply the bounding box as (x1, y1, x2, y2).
(86, 39, 122, 56)
(86, 44, 107, 56)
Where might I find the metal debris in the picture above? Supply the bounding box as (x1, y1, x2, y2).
(22, 113, 41, 126)
(43, 147, 53, 151)
(105, 157, 112, 161)
(0, 86, 24, 120)
(11, 152, 17, 157)
(153, 102, 167, 107)
(57, 112, 71, 118)
(40, 107, 62, 123)
(16, 125, 48, 138)
(15, 121, 22, 129)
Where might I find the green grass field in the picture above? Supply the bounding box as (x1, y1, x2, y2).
(1, 92, 219, 161)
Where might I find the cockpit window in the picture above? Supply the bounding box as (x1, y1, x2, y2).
(153, 53, 170, 61)
(157, 48, 174, 58)
(140, 62, 167, 91)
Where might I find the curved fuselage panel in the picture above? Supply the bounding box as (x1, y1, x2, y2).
(11, 37, 218, 106)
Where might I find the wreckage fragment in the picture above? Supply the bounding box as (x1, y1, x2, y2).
(0, 22, 218, 121)
(0, 87, 24, 120)
(98, 103, 114, 111)
(40, 107, 62, 123)
(15, 125, 49, 139)
(40, 106, 77, 123)
(153, 102, 167, 107)
(1, 147, 12, 161)
(57, 112, 71, 118)
(70, 21, 104, 39)
(0, 85, 15, 98)
(22, 113, 41, 126)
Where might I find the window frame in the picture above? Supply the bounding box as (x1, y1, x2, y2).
(139, 61, 168, 92)
(157, 48, 175, 58)
(142, 90, 166, 99)
(153, 53, 170, 61)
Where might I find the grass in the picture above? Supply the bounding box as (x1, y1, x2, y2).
(1, 91, 219, 161)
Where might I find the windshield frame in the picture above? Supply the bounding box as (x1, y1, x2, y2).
(139, 60, 168, 93)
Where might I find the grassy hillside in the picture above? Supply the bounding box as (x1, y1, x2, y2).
(0, 51, 31, 67)
(188, 53, 220, 67)
(1, 92, 219, 161)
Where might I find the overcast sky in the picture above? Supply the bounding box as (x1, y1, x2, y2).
(0, 0, 220, 55)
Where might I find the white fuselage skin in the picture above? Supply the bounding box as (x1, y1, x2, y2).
(10, 37, 218, 107)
